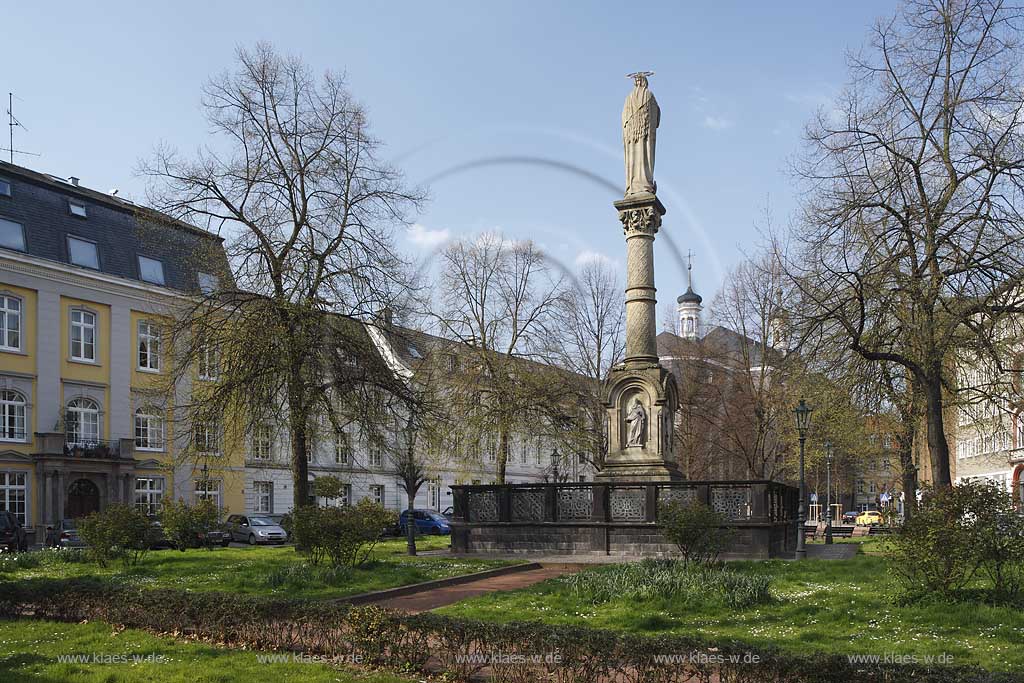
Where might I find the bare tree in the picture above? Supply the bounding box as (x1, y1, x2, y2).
(429, 232, 572, 483)
(142, 44, 423, 507)
(552, 259, 625, 469)
(792, 0, 1024, 487)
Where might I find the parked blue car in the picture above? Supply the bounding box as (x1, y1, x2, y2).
(399, 509, 451, 536)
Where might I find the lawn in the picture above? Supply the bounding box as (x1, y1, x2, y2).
(0, 618, 418, 683)
(0, 535, 515, 600)
(436, 546, 1024, 672)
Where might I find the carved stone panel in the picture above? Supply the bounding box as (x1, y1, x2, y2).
(468, 490, 499, 522)
(711, 487, 750, 520)
(511, 488, 545, 522)
(557, 487, 594, 521)
(658, 486, 697, 509)
(609, 486, 646, 521)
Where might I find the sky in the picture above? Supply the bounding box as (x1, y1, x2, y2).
(1, 1, 899, 327)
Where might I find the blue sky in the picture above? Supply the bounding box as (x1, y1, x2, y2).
(1, 1, 898, 324)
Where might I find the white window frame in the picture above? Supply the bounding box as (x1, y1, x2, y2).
(198, 344, 219, 381)
(369, 440, 383, 468)
(253, 481, 272, 513)
(67, 235, 99, 269)
(194, 479, 222, 508)
(66, 397, 100, 445)
(138, 255, 166, 285)
(69, 308, 97, 362)
(68, 201, 88, 218)
(137, 321, 161, 372)
(197, 272, 219, 295)
(334, 430, 350, 465)
(0, 295, 22, 352)
(0, 390, 27, 442)
(0, 217, 25, 252)
(339, 483, 352, 506)
(252, 426, 272, 461)
(134, 408, 165, 451)
(369, 484, 384, 506)
(193, 421, 220, 456)
(0, 472, 27, 525)
(134, 477, 164, 516)
(0, 178, 10, 197)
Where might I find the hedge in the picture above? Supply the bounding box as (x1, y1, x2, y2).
(0, 577, 1018, 683)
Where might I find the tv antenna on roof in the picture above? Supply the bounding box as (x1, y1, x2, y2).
(2, 93, 40, 164)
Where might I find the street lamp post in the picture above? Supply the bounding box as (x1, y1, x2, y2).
(794, 399, 813, 560)
(551, 448, 561, 483)
(825, 441, 834, 545)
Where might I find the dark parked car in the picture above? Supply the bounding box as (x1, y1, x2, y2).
(195, 523, 232, 548)
(48, 518, 86, 550)
(841, 511, 859, 525)
(225, 514, 288, 545)
(0, 511, 27, 552)
(399, 509, 451, 536)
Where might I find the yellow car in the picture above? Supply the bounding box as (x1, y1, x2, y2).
(856, 510, 885, 526)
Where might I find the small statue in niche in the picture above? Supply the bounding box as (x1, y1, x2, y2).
(625, 398, 647, 447)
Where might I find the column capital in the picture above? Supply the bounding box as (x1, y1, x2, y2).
(614, 192, 665, 236)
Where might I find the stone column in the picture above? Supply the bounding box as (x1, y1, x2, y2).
(56, 470, 66, 521)
(616, 193, 664, 365)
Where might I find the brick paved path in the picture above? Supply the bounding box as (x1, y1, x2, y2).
(374, 564, 580, 613)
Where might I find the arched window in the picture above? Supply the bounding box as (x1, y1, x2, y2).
(0, 390, 26, 441)
(66, 397, 100, 445)
(134, 407, 164, 450)
(1017, 412, 1024, 450)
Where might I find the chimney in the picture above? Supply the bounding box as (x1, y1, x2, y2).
(383, 307, 393, 327)
(68, 176, 80, 187)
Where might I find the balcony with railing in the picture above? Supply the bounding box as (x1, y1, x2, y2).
(33, 432, 135, 460)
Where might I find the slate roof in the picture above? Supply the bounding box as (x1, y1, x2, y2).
(0, 161, 229, 293)
(657, 326, 782, 369)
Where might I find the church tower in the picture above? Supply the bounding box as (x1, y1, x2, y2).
(677, 254, 703, 340)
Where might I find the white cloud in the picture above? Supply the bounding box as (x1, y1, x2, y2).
(575, 250, 615, 268)
(406, 223, 450, 249)
(702, 115, 734, 131)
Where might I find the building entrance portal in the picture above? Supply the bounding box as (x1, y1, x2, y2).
(66, 478, 100, 519)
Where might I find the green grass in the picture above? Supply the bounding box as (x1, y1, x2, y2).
(436, 552, 1024, 672)
(0, 618, 417, 683)
(1, 536, 513, 600)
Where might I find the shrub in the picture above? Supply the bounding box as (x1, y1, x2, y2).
(312, 475, 347, 501)
(658, 500, 732, 565)
(77, 504, 156, 568)
(158, 498, 220, 551)
(560, 559, 772, 609)
(292, 499, 397, 568)
(263, 562, 352, 589)
(890, 480, 1024, 602)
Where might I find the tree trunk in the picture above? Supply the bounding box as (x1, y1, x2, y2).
(288, 363, 311, 509)
(497, 428, 509, 484)
(923, 373, 952, 488)
(406, 490, 417, 556)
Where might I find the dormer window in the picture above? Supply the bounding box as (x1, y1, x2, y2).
(0, 217, 25, 252)
(67, 236, 99, 269)
(68, 201, 88, 218)
(0, 179, 10, 197)
(138, 256, 165, 285)
(197, 272, 218, 294)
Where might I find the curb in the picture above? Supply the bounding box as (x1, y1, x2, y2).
(336, 561, 544, 606)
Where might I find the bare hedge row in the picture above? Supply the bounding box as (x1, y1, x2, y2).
(0, 577, 1016, 683)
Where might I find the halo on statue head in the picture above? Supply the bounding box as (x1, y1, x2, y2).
(626, 71, 655, 79)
